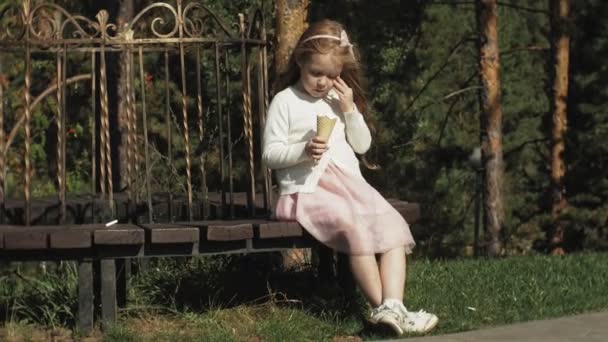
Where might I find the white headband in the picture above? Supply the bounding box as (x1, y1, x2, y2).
(300, 30, 354, 55)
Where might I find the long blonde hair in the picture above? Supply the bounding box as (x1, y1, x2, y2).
(273, 19, 377, 168)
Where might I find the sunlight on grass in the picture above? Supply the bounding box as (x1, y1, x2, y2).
(406, 253, 608, 334)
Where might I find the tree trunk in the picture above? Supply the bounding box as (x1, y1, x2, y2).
(274, 0, 309, 75)
(274, 0, 309, 268)
(548, 0, 571, 255)
(476, 0, 505, 257)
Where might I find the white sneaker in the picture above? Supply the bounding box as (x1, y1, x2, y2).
(369, 303, 405, 335)
(394, 302, 439, 334)
(369, 301, 438, 335)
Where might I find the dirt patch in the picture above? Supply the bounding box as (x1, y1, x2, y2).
(0, 325, 103, 342)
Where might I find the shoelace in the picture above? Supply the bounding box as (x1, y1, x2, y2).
(411, 309, 428, 316)
(398, 306, 432, 325)
(370, 303, 391, 319)
(391, 305, 412, 325)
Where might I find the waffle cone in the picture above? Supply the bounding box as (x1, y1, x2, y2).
(316, 115, 337, 141)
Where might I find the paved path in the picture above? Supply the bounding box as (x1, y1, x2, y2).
(383, 311, 608, 342)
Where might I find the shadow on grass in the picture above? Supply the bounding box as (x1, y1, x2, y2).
(129, 253, 398, 338)
(1, 254, 404, 340)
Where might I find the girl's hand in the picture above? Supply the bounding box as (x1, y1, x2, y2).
(333, 76, 354, 113)
(306, 136, 328, 162)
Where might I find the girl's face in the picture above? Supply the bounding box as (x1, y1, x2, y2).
(297, 53, 343, 98)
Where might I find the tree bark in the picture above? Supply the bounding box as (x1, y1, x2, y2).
(476, 0, 505, 257)
(274, 0, 309, 75)
(274, 0, 309, 268)
(548, 0, 571, 255)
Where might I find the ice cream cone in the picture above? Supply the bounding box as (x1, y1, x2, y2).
(316, 115, 337, 141)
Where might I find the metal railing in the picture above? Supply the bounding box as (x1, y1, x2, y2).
(0, 0, 272, 225)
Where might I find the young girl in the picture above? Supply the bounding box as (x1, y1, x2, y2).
(262, 19, 438, 336)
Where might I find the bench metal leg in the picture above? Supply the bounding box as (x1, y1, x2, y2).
(101, 258, 117, 329)
(337, 253, 356, 296)
(78, 259, 94, 334)
(314, 245, 335, 282)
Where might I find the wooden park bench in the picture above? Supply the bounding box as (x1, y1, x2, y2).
(0, 0, 421, 333)
(0, 194, 420, 331)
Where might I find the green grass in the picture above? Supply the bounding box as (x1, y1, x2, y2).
(0, 261, 78, 327)
(406, 253, 608, 333)
(2, 253, 608, 341)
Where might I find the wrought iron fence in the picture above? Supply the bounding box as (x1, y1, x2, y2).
(0, 0, 271, 225)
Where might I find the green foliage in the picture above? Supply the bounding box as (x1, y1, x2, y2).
(566, 0, 608, 251)
(0, 50, 94, 198)
(0, 262, 78, 328)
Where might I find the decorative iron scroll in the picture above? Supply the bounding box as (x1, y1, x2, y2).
(0, 0, 266, 47)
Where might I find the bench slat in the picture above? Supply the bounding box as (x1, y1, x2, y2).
(139, 224, 199, 244)
(258, 221, 303, 239)
(175, 220, 256, 241)
(50, 225, 95, 249)
(4, 231, 48, 249)
(387, 199, 421, 224)
(207, 223, 253, 241)
(0, 225, 65, 250)
(93, 224, 145, 245)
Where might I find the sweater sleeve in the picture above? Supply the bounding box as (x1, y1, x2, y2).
(262, 97, 309, 170)
(343, 107, 372, 154)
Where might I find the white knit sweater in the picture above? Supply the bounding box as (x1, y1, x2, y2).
(262, 86, 371, 195)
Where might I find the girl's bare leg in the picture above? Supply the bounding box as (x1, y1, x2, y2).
(379, 246, 406, 301)
(350, 255, 382, 307)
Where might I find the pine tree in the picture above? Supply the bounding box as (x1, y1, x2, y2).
(274, 0, 308, 75)
(548, 0, 571, 255)
(565, 0, 608, 251)
(273, 0, 310, 268)
(476, 0, 505, 256)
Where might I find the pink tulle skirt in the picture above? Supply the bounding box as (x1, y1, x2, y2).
(275, 162, 415, 256)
